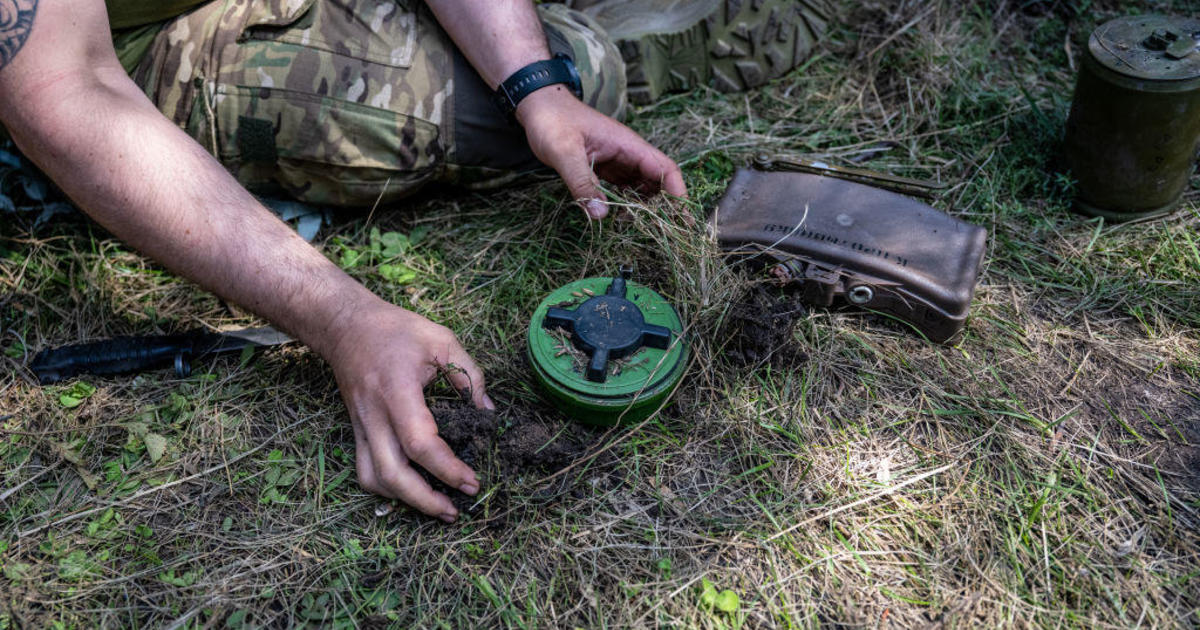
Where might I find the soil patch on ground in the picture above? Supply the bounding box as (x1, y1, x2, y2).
(431, 401, 599, 513)
(720, 284, 808, 367)
(1082, 369, 1200, 493)
(433, 402, 594, 476)
(494, 421, 588, 473)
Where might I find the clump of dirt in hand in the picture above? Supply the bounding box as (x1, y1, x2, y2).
(431, 403, 499, 470)
(721, 284, 808, 367)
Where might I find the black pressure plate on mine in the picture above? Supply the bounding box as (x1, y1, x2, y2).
(527, 266, 688, 426)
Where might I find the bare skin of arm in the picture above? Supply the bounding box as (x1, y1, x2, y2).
(0, 0, 488, 522)
(1, 0, 686, 521)
(424, 0, 689, 219)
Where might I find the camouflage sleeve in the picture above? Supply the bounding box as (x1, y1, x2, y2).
(0, 0, 37, 71)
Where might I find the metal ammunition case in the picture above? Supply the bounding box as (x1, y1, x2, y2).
(714, 168, 987, 343)
(1064, 15, 1200, 221)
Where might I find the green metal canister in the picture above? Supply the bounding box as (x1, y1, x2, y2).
(1064, 15, 1200, 221)
(527, 268, 688, 426)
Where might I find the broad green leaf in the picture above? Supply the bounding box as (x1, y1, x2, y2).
(378, 263, 417, 284)
(69, 382, 96, 396)
(143, 433, 167, 463)
(264, 466, 282, 486)
(226, 610, 250, 629)
(656, 557, 672, 577)
(58, 550, 98, 581)
(54, 441, 85, 466)
(340, 248, 363, 269)
(58, 381, 96, 408)
(699, 578, 718, 607)
(378, 231, 410, 258)
(276, 468, 302, 487)
(3, 562, 30, 582)
(159, 569, 201, 587)
(715, 590, 739, 613)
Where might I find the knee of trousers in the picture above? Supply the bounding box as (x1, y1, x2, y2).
(538, 4, 628, 122)
(129, 0, 458, 208)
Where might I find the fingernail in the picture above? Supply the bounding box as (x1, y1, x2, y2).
(586, 199, 608, 219)
(440, 512, 457, 523)
(459, 482, 479, 496)
(482, 394, 496, 411)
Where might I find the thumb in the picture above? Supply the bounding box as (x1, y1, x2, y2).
(547, 142, 607, 220)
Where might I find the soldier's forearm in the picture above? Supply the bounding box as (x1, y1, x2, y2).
(2, 66, 384, 359)
(423, 0, 550, 89)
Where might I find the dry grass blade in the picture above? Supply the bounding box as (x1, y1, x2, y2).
(2, 1, 1199, 627)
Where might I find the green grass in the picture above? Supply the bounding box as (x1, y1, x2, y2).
(3, 1, 1200, 628)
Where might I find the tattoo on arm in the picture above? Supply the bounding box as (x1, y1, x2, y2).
(0, 0, 37, 72)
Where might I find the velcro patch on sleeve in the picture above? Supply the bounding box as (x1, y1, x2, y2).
(237, 116, 278, 163)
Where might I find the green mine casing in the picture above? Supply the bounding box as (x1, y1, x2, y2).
(527, 277, 688, 427)
(1064, 15, 1200, 221)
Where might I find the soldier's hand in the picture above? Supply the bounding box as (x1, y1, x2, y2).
(326, 300, 493, 522)
(516, 85, 687, 220)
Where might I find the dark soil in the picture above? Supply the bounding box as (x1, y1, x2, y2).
(721, 284, 808, 367)
(432, 403, 497, 471)
(432, 402, 594, 476)
(1084, 369, 1200, 494)
(495, 421, 587, 473)
(430, 401, 598, 513)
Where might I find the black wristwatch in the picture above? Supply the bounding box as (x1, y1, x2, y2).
(493, 53, 584, 119)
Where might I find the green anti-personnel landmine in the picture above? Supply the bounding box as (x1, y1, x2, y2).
(527, 268, 688, 426)
(1064, 15, 1200, 221)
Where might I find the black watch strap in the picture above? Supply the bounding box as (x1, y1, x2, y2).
(493, 53, 584, 118)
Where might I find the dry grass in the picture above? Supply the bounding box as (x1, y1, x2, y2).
(3, 0, 1199, 628)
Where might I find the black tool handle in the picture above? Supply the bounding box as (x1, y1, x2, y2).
(29, 334, 200, 384)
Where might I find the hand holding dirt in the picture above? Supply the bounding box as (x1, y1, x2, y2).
(324, 300, 494, 523)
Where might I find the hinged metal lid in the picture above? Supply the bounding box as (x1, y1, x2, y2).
(1089, 15, 1200, 82)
